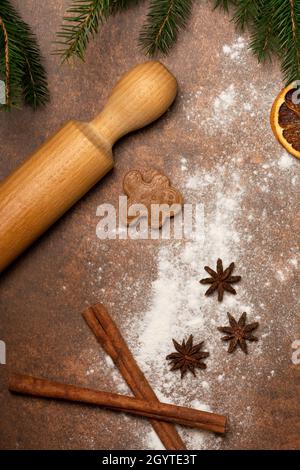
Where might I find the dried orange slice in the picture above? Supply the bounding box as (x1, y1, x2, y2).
(270, 83, 300, 159)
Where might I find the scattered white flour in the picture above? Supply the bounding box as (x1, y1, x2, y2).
(276, 270, 285, 282)
(222, 37, 246, 62)
(213, 84, 236, 119)
(126, 35, 299, 446)
(135, 163, 246, 371)
(130, 156, 264, 450)
(86, 29, 299, 451)
(105, 355, 114, 368)
(190, 400, 212, 413)
(145, 429, 167, 451)
(201, 381, 210, 390)
(184, 78, 271, 134)
(278, 151, 295, 169)
(289, 258, 298, 268)
(182, 36, 277, 136)
(181, 156, 188, 171)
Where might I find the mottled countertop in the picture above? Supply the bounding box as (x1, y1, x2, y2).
(0, 0, 299, 450)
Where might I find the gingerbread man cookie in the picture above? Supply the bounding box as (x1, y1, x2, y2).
(123, 168, 183, 229)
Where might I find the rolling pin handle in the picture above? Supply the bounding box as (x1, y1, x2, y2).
(92, 61, 178, 146)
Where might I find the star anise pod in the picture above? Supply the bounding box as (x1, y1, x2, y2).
(218, 312, 259, 354)
(199, 258, 241, 302)
(166, 335, 209, 379)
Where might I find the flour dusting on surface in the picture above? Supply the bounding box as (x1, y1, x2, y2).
(85, 30, 299, 450)
(182, 35, 276, 137)
(278, 151, 295, 169)
(131, 151, 298, 450)
(127, 33, 298, 450)
(222, 37, 246, 62)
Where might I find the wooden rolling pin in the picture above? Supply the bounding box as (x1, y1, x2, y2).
(0, 61, 177, 272)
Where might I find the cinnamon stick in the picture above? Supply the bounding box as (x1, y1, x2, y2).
(9, 373, 226, 434)
(83, 303, 186, 450)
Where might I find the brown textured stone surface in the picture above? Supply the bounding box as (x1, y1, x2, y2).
(0, 1, 299, 450)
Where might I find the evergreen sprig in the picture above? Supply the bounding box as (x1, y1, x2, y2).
(273, 0, 300, 85)
(249, 1, 278, 62)
(232, 0, 258, 30)
(56, 0, 300, 85)
(213, 1, 236, 12)
(139, 0, 193, 56)
(214, 0, 300, 84)
(56, 0, 140, 61)
(0, 0, 49, 110)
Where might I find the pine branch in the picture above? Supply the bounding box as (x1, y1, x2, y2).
(213, 1, 236, 11)
(214, 0, 300, 85)
(0, 24, 24, 109)
(56, 0, 108, 61)
(109, 0, 140, 12)
(249, 0, 278, 62)
(56, 0, 140, 61)
(232, 0, 258, 30)
(139, 0, 193, 56)
(56, 0, 300, 85)
(17, 18, 49, 108)
(275, 0, 300, 84)
(0, 0, 49, 110)
(22, 43, 49, 109)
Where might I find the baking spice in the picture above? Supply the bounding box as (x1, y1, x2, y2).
(9, 373, 226, 435)
(166, 335, 209, 379)
(218, 312, 259, 354)
(199, 258, 241, 302)
(83, 303, 186, 450)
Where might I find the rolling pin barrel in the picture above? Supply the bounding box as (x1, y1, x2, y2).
(0, 61, 177, 272)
